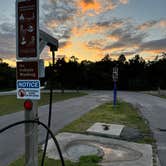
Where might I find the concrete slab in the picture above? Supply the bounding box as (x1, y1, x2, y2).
(43, 132, 153, 166)
(87, 122, 125, 137)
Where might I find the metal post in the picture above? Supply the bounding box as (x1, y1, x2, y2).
(112, 66, 118, 107)
(113, 81, 117, 106)
(41, 47, 56, 166)
(25, 101, 38, 166)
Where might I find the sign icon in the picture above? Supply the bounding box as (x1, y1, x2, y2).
(18, 89, 26, 97)
(19, 13, 24, 21)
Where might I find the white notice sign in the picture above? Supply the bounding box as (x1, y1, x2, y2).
(17, 80, 40, 100)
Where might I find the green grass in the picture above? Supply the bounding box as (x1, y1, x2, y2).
(9, 153, 101, 166)
(0, 92, 87, 116)
(61, 101, 154, 144)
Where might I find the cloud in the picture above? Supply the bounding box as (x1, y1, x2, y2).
(140, 38, 166, 52)
(136, 19, 166, 31)
(77, 0, 128, 14)
(0, 32, 15, 59)
(0, 22, 15, 60)
(42, 0, 77, 25)
(103, 26, 147, 50)
(87, 39, 105, 50)
(78, 0, 100, 13)
(41, 0, 79, 45)
(119, 0, 129, 4)
(0, 22, 15, 36)
(136, 20, 158, 31)
(40, 0, 131, 51)
(83, 0, 94, 4)
(53, 25, 71, 39)
(59, 40, 72, 49)
(95, 13, 125, 29)
(98, 0, 119, 11)
(158, 19, 166, 28)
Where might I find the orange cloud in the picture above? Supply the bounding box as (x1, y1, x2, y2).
(141, 49, 166, 55)
(78, 0, 101, 13)
(158, 20, 166, 28)
(107, 35, 120, 42)
(56, 35, 103, 62)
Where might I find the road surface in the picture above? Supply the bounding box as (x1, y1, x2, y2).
(0, 91, 166, 166)
(118, 91, 166, 166)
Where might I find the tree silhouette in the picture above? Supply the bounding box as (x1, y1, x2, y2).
(118, 54, 126, 64)
(1, 52, 166, 91)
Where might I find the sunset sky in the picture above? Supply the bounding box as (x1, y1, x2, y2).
(0, 0, 166, 66)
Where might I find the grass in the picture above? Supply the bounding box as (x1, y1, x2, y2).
(61, 101, 154, 144)
(9, 153, 102, 166)
(0, 92, 87, 116)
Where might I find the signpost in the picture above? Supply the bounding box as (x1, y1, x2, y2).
(16, 1, 58, 165)
(16, 0, 39, 165)
(112, 66, 118, 106)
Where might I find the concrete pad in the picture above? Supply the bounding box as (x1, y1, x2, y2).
(43, 132, 153, 166)
(87, 122, 125, 137)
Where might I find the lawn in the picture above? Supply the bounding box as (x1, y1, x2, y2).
(61, 101, 154, 144)
(0, 92, 87, 116)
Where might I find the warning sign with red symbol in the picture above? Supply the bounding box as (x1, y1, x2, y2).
(17, 80, 40, 100)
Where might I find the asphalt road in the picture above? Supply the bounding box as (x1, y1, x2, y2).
(0, 91, 166, 166)
(118, 91, 166, 166)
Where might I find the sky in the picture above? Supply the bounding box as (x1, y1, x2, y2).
(0, 0, 166, 66)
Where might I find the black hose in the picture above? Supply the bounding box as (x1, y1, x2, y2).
(41, 49, 55, 166)
(0, 120, 65, 166)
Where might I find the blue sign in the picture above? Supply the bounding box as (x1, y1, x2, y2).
(17, 80, 40, 88)
(17, 80, 40, 100)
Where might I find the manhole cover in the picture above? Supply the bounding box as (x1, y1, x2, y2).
(65, 141, 103, 161)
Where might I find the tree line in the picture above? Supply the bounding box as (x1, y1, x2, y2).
(44, 53, 166, 91)
(0, 59, 16, 90)
(0, 53, 166, 91)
